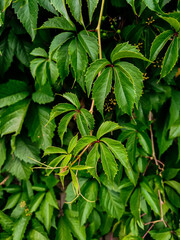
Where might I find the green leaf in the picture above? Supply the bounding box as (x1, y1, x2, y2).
(14, 136, 41, 164)
(114, 66, 135, 115)
(161, 36, 178, 79)
(92, 67, 112, 116)
(12, 0, 38, 40)
(49, 103, 76, 122)
(137, 132, 152, 155)
(149, 229, 171, 240)
(99, 185, 125, 219)
(68, 134, 78, 153)
(169, 120, 180, 138)
(3, 193, 21, 211)
(28, 219, 49, 240)
(101, 137, 128, 168)
(78, 30, 98, 60)
(30, 58, 46, 79)
(0, 137, 6, 170)
(55, 216, 73, 240)
(0, 210, 14, 233)
(115, 62, 143, 106)
(70, 169, 79, 194)
(100, 142, 118, 181)
(143, 0, 163, 13)
(149, 30, 174, 62)
(111, 42, 150, 63)
(31, 48, 48, 58)
(159, 15, 180, 32)
(85, 58, 110, 96)
(32, 83, 54, 104)
(38, 0, 57, 15)
(46, 60, 59, 84)
(169, 90, 180, 128)
(86, 143, 100, 182)
(46, 155, 66, 176)
(77, 112, 90, 136)
(14, 36, 31, 67)
(46, 190, 59, 209)
(12, 215, 31, 240)
(130, 188, 141, 221)
(64, 209, 86, 240)
(0, 80, 30, 108)
(43, 146, 67, 156)
(62, 92, 80, 109)
(66, 0, 84, 25)
(26, 104, 56, 150)
(78, 180, 98, 225)
(165, 180, 180, 195)
(86, 0, 99, 22)
(126, 0, 137, 15)
(97, 121, 120, 139)
(126, 132, 137, 165)
(69, 38, 88, 81)
(34, 60, 48, 85)
(58, 111, 75, 145)
(73, 136, 97, 157)
(0, 99, 30, 137)
(29, 193, 46, 213)
(140, 178, 160, 215)
(165, 186, 180, 208)
(39, 16, 76, 31)
(80, 108, 94, 130)
(71, 165, 93, 170)
(3, 155, 32, 180)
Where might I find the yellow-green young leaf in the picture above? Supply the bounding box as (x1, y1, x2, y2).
(78, 30, 98, 60)
(111, 42, 150, 63)
(78, 180, 98, 225)
(51, 0, 71, 23)
(69, 38, 88, 81)
(149, 30, 174, 62)
(12, 0, 38, 40)
(55, 216, 73, 240)
(159, 15, 180, 32)
(161, 36, 178, 79)
(99, 186, 125, 219)
(73, 136, 97, 157)
(46, 155, 66, 176)
(97, 121, 120, 139)
(149, 229, 171, 240)
(100, 143, 118, 181)
(29, 192, 46, 213)
(114, 66, 135, 115)
(12, 215, 31, 240)
(66, 0, 84, 26)
(70, 170, 79, 195)
(143, 0, 163, 13)
(0, 80, 30, 108)
(85, 58, 110, 96)
(4, 0, 12, 11)
(71, 165, 93, 171)
(130, 188, 141, 221)
(68, 134, 78, 153)
(58, 111, 76, 145)
(86, 0, 99, 22)
(92, 67, 113, 116)
(43, 146, 67, 156)
(0, 210, 14, 233)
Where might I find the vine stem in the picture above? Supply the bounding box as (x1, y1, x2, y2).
(89, 0, 105, 115)
(71, 143, 92, 166)
(0, 175, 9, 186)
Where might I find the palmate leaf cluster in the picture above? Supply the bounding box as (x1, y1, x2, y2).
(0, 0, 180, 239)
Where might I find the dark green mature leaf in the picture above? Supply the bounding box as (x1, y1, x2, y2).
(12, 0, 38, 40)
(0, 137, 6, 169)
(169, 90, 180, 128)
(77, 113, 90, 136)
(69, 38, 88, 81)
(80, 108, 94, 130)
(99, 185, 125, 219)
(92, 67, 112, 116)
(111, 42, 150, 63)
(46, 60, 59, 84)
(55, 216, 73, 240)
(39, 16, 76, 31)
(46, 155, 66, 176)
(38, 0, 57, 15)
(68, 134, 78, 153)
(28, 219, 49, 240)
(130, 188, 141, 221)
(138, 132, 152, 155)
(0, 99, 30, 137)
(12, 215, 31, 240)
(51, 0, 71, 23)
(159, 15, 180, 32)
(165, 186, 180, 208)
(3, 155, 32, 180)
(0, 79, 29, 108)
(43, 146, 67, 156)
(31, 48, 48, 58)
(143, 0, 163, 13)
(29, 193, 46, 213)
(3, 193, 21, 211)
(97, 121, 120, 139)
(114, 66, 135, 115)
(66, 0, 84, 25)
(85, 58, 110, 96)
(32, 83, 54, 104)
(100, 143, 118, 181)
(115, 62, 144, 106)
(126, 0, 136, 15)
(30, 58, 46, 79)
(149, 229, 171, 240)
(78, 30, 98, 61)
(165, 180, 180, 194)
(73, 136, 97, 156)
(0, 210, 14, 233)
(64, 209, 86, 240)
(26, 104, 56, 150)
(79, 180, 98, 225)
(161, 36, 178, 79)
(149, 30, 174, 62)
(49, 103, 76, 122)
(14, 36, 31, 67)
(63, 92, 80, 109)
(169, 120, 180, 138)
(86, 0, 99, 22)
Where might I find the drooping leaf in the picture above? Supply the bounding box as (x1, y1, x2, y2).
(126, 0, 137, 15)
(161, 36, 178, 79)
(165, 180, 180, 195)
(51, 0, 71, 23)
(26, 104, 56, 150)
(86, 0, 99, 22)
(143, 0, 163, 13)
(137, 132, 152, 155)
(55, 216, 73, 240)
(3, 193, 21, 211)
(66, 0, 84, 25)
(62, 92, 80, 109)
(100, 142, 118, 181)
(30, 58, 46, 79)
(0, 210, 14, 233)
(130, 188, 141, 221)
(85, 58, 110, 96)
(0, 99, 30, 137)
(38, 0, 57, 15)
(78, 30, 98, 60)
(12, 215, 31, 240)
(114, 66, 135, 115)
(80, 108, 94, 130)
(97, 121, 120, 139)
(39, 16, 76, 31)
(0, 137, 6, 169)
(12, 0, 38, 40)
(68, 38, 88, 81)
(76, 113, 90, 136)
(78, 180, 98, 225)
(92, 67, 113, 116)
(49, 103, 76, 122)
(68, 134, 78, 153)
(159, 15, 180, 32)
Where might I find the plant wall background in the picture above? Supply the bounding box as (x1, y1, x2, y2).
(0, 0, 180, 239)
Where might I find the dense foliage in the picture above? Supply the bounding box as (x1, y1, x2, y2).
(0, 0, 180, 239)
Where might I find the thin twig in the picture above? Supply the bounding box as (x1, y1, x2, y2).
(149, 112, 158, 166)
(71, 143, 92, 166)
(143, 223, 154, 239)
(158, 189, 167, 227)
(0, 175, 9, 186)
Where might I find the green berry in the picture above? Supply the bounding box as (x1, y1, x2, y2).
(102, 32, 107, 37)
(116, 29, 121, 34)
(111, 25, 114, 29)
